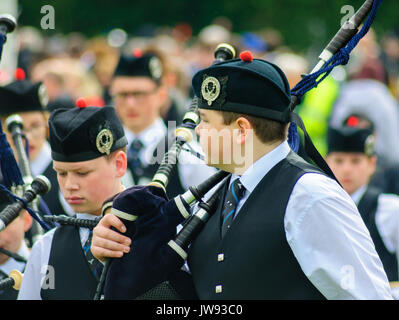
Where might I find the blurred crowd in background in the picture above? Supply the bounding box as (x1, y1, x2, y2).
(2, 16, 399, 183)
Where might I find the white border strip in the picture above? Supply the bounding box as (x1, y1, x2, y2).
(167, 240, 187, 260)
(110, 208, 137, 221)
(174, 196, 191, 219)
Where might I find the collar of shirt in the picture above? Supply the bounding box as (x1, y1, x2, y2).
(124, 118, 167, 164)
(124, 117, 166, 147)
(30, 141, 52, 177)
(350, 185, 368, 205)
(75, 213, 100, 220)
(230, 140, 291, 194)
(0, 241, 30, 275)
(75, 213, 100, 246)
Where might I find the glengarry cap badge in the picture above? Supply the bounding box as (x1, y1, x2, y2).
(364, 134, 375, 156)
(149, 56, 162, 80)
(201, 76, 221, 106)
(38, 83, 49, 108)
(96, 129, 114, 155)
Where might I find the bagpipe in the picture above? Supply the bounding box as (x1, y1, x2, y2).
(0, 15, 55, 242)
(91, 43, 236, 300)
(93, 0, 384, 300)
(0, 269, 23, 292)
(286, 0, 382, 183)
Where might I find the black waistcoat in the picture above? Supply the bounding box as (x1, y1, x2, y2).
(357, 186, 399, 281)
(128, 134, 185, 199)
(41, 163, 70, 216)
(188, 151, 326, 300)
(40, 226, 98, 300)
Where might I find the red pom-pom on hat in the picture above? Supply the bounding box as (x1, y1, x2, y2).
(132, 49, 143, 58)
(84, 96, 105, 107)
(75, 98, 87, 108)
(15, 68, 26, 81)
(346, 116, 359, 127)
(240, 50, 253, 62)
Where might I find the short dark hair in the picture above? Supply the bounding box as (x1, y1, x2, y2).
(220, 111, 287, 144)
(104, 146, 127, 162)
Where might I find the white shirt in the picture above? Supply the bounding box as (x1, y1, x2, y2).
(30, 141, 52, 177)
(222, 141, 392, 300)
(0, 241, 30, 276)
(122, 117, 216, 189)
(17, 213, 97, 300)
(351, 185, 399, 299)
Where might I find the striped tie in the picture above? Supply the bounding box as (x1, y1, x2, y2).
(83, 230, 103, 280)
(128, 139, 144, 177)
(221, 178, 246, 237)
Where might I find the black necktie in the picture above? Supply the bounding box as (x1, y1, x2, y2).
(221, 178, 246, 237)
(83, 230, 103, 281)
(128, 139, 144, 177)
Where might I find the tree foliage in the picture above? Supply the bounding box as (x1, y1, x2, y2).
(17, 0, 397, 51)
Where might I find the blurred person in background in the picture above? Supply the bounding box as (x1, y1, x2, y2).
(83, 37, 120, 106)
(338, 113, 399, 196)
(0, 69, 74, 242)
(326, 124, 399, 298)
(329, 40, 399, 166)
(110, 50, 216, 197)
(380, 29, 399, 99)
(30, 57, 104, 112)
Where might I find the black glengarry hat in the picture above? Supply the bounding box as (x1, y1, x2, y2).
(192, 52, 291, 123)
(49, 106, 128, 162)
(113, 51, 163, 84)
(327, 126, 375, 156)
(0, 69, 48, 116)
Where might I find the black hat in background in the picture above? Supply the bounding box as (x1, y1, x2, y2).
(49, 106, 128, 162)
(327, 125, 375, 156)
(113, 50, 163, 84)
(0, 68, 48, 116)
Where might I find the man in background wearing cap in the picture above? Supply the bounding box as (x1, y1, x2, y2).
(0, 191, 31, 300)
(0, 70, 74, 220)
(91, 51, 393, 299)
(110, 50, 215, 198)
(18, 106, 128, 299)
(326, 125, 399, 299)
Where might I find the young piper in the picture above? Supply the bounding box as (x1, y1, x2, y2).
(18, 105, 128, 300)
(0, 69, 74, 218)
(91, 51, 393, 299)
(325, 124, 399, 298)
(0, 191, 32, 300)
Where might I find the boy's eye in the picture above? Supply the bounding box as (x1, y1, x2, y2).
(77, 172, 89, 176)
(57, 172, 67, 177)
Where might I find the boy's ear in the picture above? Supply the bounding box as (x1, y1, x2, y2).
(113, 150, 127, 177)
(235, 117, 253, 145)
